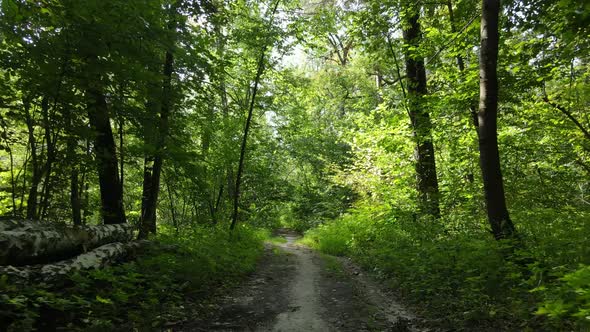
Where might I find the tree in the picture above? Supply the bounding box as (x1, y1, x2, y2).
(402, 3, 441, 219)
(85, 76, 126, 225)
(139, 21, 177, 238)
(230, 0, 281, 231)
(477, 0, 516, 240)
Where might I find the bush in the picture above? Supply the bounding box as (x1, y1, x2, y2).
(302, 203, 590, 330)
(533, 264, 590, 330)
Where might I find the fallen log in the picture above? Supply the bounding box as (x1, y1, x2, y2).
(0, 223, 135, 266)
(0, 241, 147, 284)
(0, 218, 56, 232)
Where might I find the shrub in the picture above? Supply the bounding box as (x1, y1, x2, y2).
(302, 202, 590, 330)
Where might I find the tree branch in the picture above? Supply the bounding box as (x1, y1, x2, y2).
(543, 96, 590, 141)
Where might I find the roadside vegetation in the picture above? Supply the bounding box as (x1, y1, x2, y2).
(303, 205, 590, 330)
(1, 226, 266, 331)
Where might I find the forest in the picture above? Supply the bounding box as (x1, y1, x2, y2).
(0, 0, 589, 330)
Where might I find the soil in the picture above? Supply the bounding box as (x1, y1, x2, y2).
(176, 229, 428, 332)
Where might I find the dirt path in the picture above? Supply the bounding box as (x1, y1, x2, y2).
(178, 230, 424, 331)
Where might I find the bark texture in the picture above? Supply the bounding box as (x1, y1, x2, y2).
(0, 219, 50, 232)
(0, 220, 134, 266)
(87, 85, 126, 224)
(0, 241, 145, 284)
(24, 99, 41, 220)
(139, 49, 174, 239)
(478, 0, 516, 240)
(403, 7, 441, 219)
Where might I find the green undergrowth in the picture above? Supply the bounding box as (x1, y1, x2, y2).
(319, 253, 345, 278)
(266, 236, 288, 245)
(0, 224, 267, 331)
(302, 203, 590, 331)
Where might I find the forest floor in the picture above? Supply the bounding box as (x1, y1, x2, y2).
(176, 229, 427, 332)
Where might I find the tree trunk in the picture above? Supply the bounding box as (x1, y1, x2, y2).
(0, 221, 134, 266)
(230, 0, 281, 230)
(70, 168, 82, 225)
(0, 241, 145, 284)
(0, 219, 47, 232)
(478, 0, 516, 240)
(39, 96, 56, 219)
(24, 99, 41, 220)
(64, 107, 82, 225)
(165, 176, 178, 234)
(18, 145, 30, 213)
(81, 139, 91, 225)
(230, 44, 267, 231)
(139, 49, 174, 239)
(87, 86, 126, 224)
(7, 145, 17, 215)
(139, 157, 154, 233)
(403, 7, 441, 219)
(119, 117, 125, 195)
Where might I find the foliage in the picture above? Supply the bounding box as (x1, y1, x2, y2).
(303, 202, 590, 330)
(534, 264, 590, 329)
(0, 225, 266, 331)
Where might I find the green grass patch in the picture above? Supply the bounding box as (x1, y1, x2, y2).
(266, 236, 288, 245)
(0, 224, 266, 331)
(320, 253, 345, 277)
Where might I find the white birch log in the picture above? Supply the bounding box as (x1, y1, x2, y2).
(0, 222, 135, 266)
(0, 241, 146, 284)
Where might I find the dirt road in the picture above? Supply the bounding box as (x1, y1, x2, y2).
(178, 230, 423, 331)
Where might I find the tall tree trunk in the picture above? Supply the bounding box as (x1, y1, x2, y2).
(118, 116, 124, 195)
(403, 6, 441, 219)
(39, 97, 57, 219)
(202, 104, 216, 222)
(70, 166, 82, 225)
(139, 50, 174, 239)
(24, 98, 41, 220)
(8, 144, 17, 215)
(214, 22, 233, 218)
(87, 85, 126, 224)
(18, 146, 30, 213)
(230, 51, 265, 231)
(1, 118, 18, 215)
(230, 0, 281, 230)
(478, 0, 516, 240)
(65, 109, 82, 225)
(81, 138, 91, 225)
(165, 176, 178, 234)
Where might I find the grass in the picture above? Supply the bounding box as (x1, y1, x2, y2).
(319, 253, 345, 277)
(266, 236, 288, 245)
(302, 203, 590, 331)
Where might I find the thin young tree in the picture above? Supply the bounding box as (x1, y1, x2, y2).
(230, 0, 281, 230)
